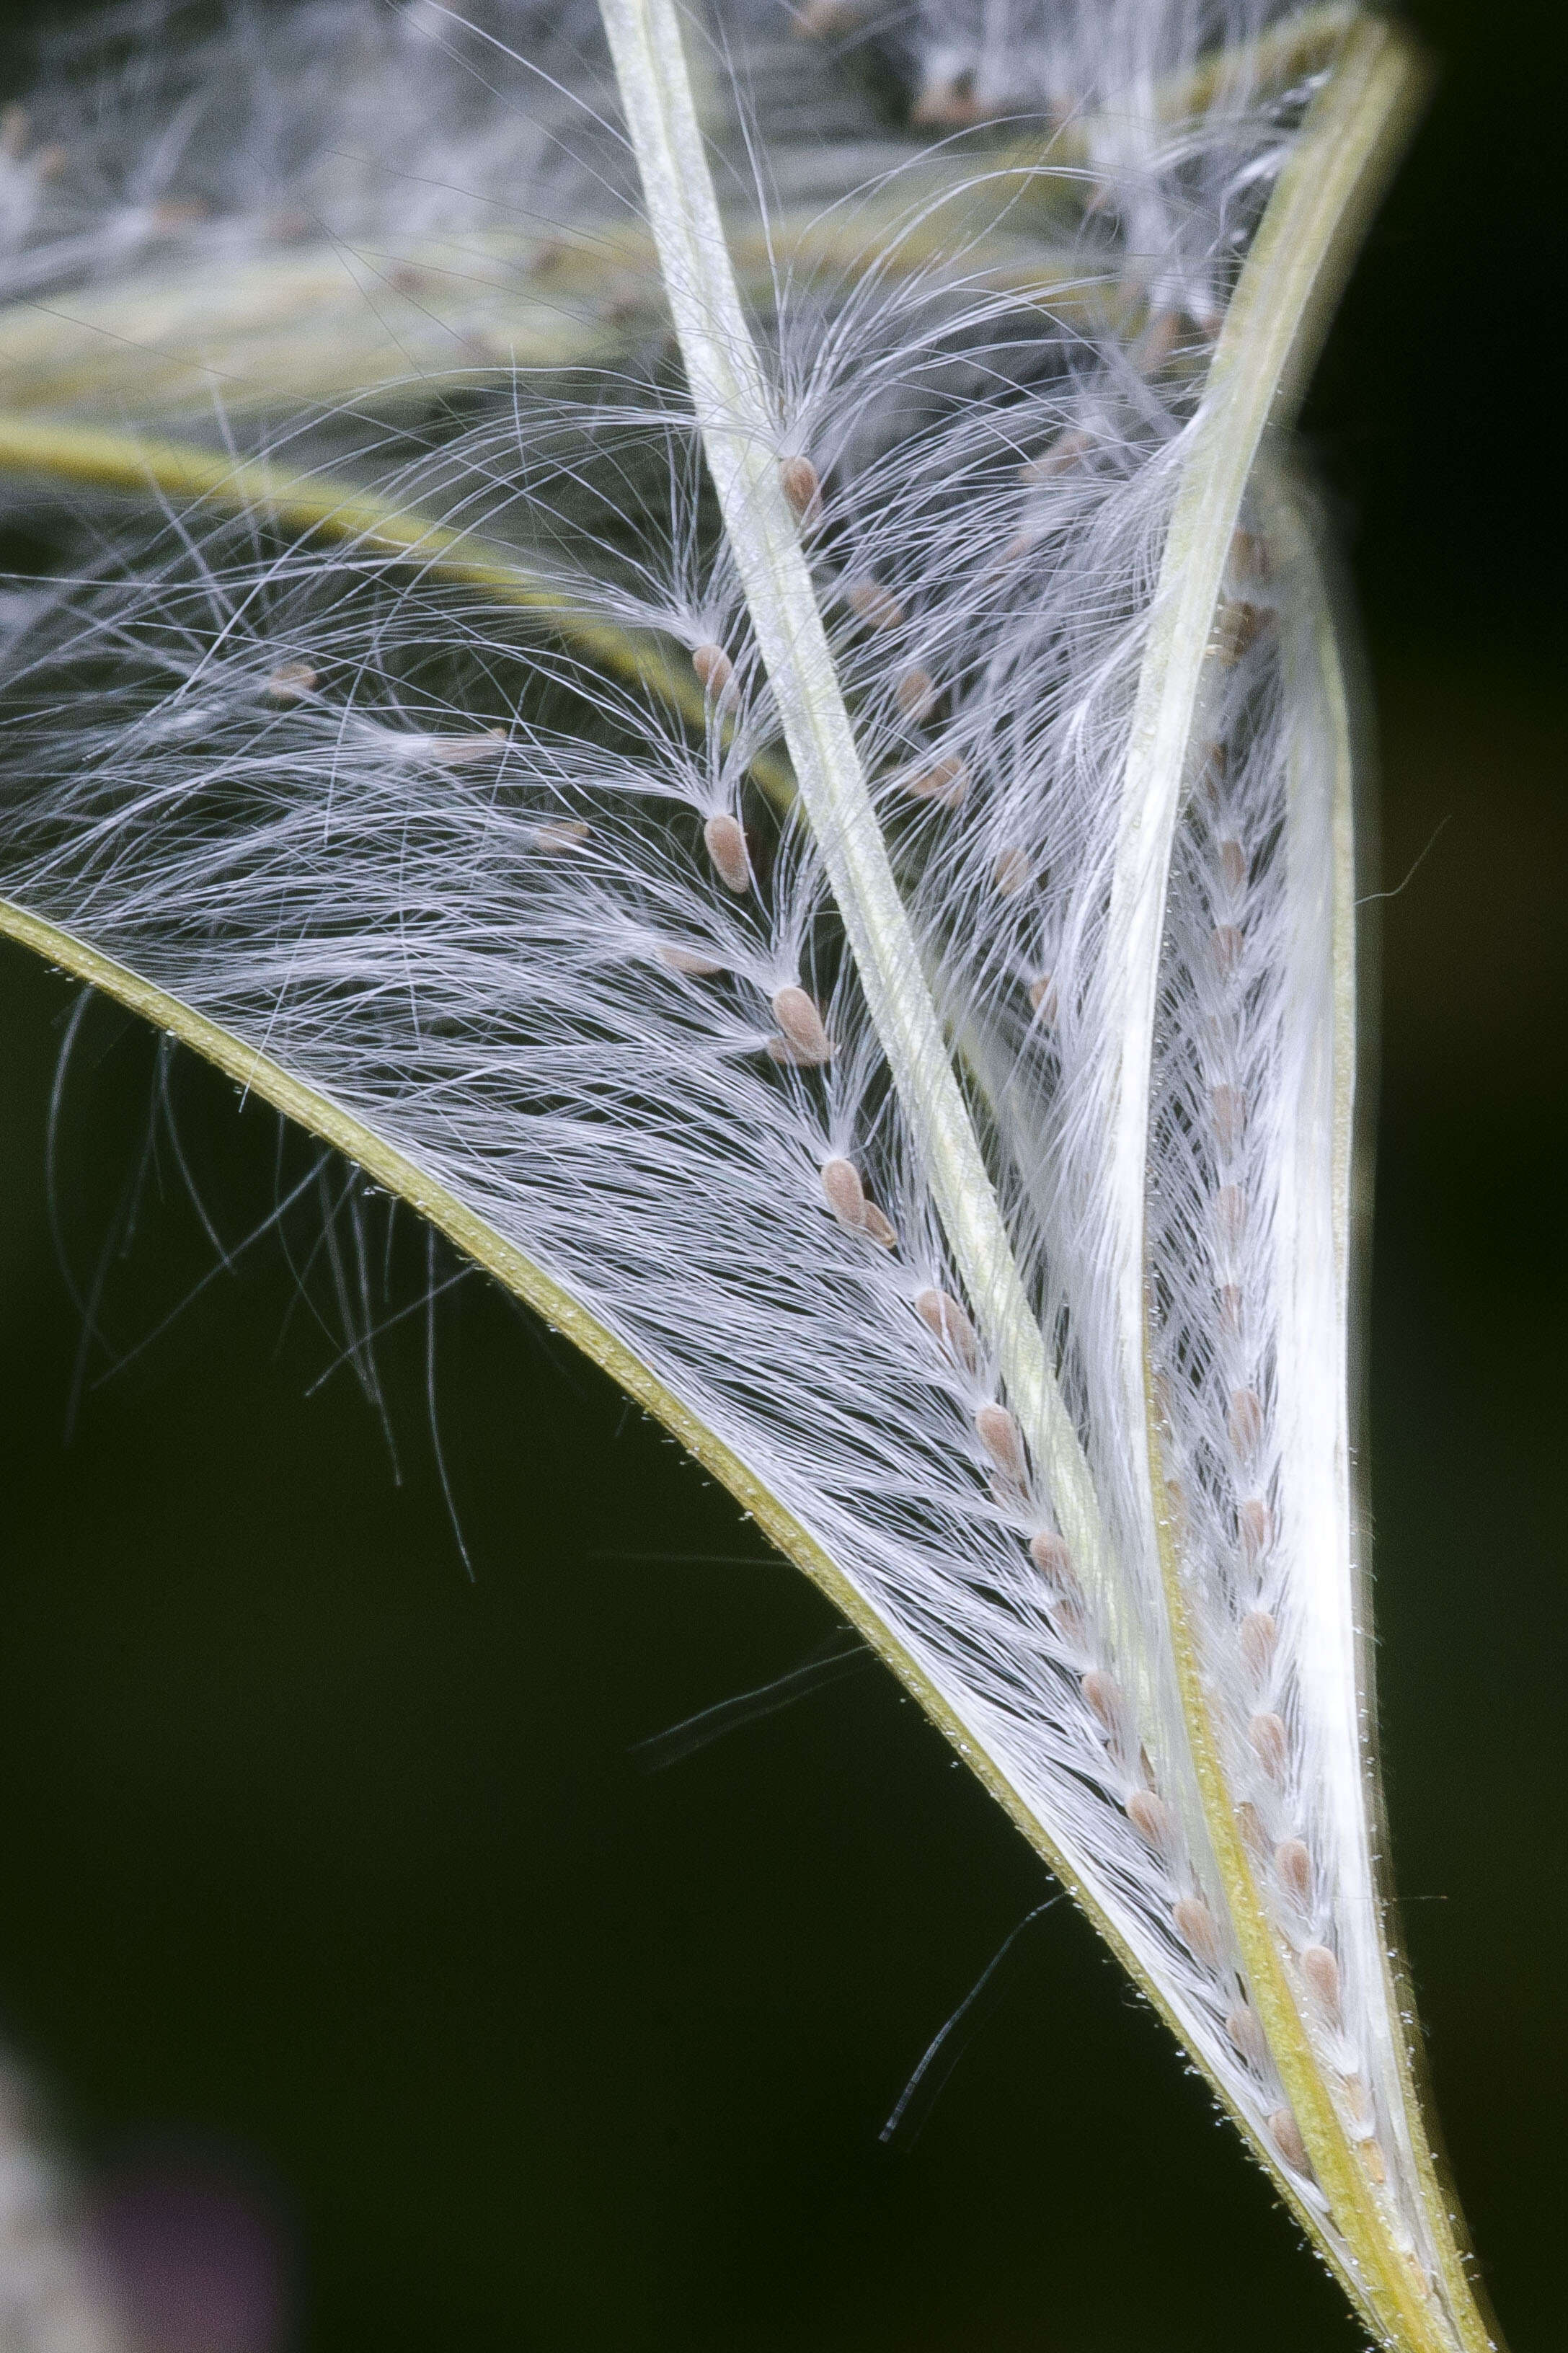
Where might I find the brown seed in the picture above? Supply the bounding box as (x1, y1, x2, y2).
(1239, 1497, 1274, 1564)
(1228, 1387, 1264, 1461)
(821, 1157, 867, 1231)
(895, 665, 937, 717)
(265, 659, 317, 704)
(1018, 426, 1094, 482)
(1249, 1710, 1289, 1783)
(1236, 1801, 1270, 1862)
(1082, 1669, 1126, 1739)
(1052, 1595, 1088, 1650)
(1215, 601, 1270, 663)
(1028, 1530, 1075, 1592)
(916, 1288, 978, 1370)
(1172, 1895, 1222, 1968)
(781, 455, 822, 520)
(1028, 973, 1058, 1024)
(1226, 2002, 1268, 2070)
(1239, 1608, 1277, 1680)
(703, 812, 752, 894)
(772, 985, 832, 1064)
(1210, 923, 1244, 978)
(861, 1202, 899, 1249)
(533, 819, 590, 851)
(1218, 1283, 1244, 1337)
(1211, 1084, 1246, 1153)
(1219, 836, 1249, 891)
(1276, 1837, 1312, 1907)
(846, 578, 905, 629)
(1301, 1942, 1342, 2022)
(1216, 1184, 1247, 1251)
(658, 944, 722, 976)
(1229, 528, 1270, 588)
(1267, 2107, 1311, 2175)
(767, 1034, 829, 1067)
(975, 1403, 1027, 1484)
(903, 752, 970, 808)
(691, 642, 734, 698)
(993, 847, 1030, 898)
(1127, 1789, 1176, 1853)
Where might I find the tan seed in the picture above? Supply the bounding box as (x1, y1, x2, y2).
(1228, 1387, 1264, 1460)
(1172, 1895, 1222, 1967)
(781, 455, 821, 520)
(422, 730, 507, 766)
(1081, 1669, 1125, 1740)
(691, 642, 733, 697)
(1218, 1282, 1244, 1337)
(846, 578, 904, 629)
(1267, 2108, 1311, 2175)
(772, 985, 832, 1063)
(1229, 528, 1270, 587)
(1239, 1608, 1277, 1680)
(1216, 1184, 1247, 1251)
(1276, 1837, 1312, 1907)
(915, 1288, 978, 1370)
(1360, 2136, 1388, 2186)
(703, 812, 752, 895)
(993, 846, 1030, 898)
(1301, 1943, 1342, 2022)
(903, 753, 970, 807)
(1226, 2003, 1268, 2070)
(1210, 923, 1244, 978)
(821, 1157, 867, 1231)
(1028, 973, 1058, 1024)
(1239, 1497, 1274, 1564)
(1249, 1710, 1289, 1783)
(895, 665, 936, 717)
(861, 1202, 899, 1250)
(657, 944, 723, 976)
(533, 820, 590, 851)
(1211, 1084, 1246, 1153)
(1027, 1530, 1074, 1592)
(1018, 426, 1093, 482)
(1237, 1801, 1270, 1862)
(1219, 836, 1248, 891)
(1126, 1789, 1175, 1853)
(1342, 2073, 1375, 2132)
(1216, 600, 1270, 663)
(975, 1402, 1027, 1484)
(265, 660, 317, 704)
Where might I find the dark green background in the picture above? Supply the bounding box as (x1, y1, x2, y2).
(1, 4, 1562, 2346)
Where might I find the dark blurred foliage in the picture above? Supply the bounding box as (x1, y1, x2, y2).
(0, 1, 1562, 2347)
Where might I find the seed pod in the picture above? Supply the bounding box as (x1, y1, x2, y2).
(1215, 600, 1271, 663)
(265, 660, 317, 704)
(1210, 923, 1244, 978)
(975, 1402, 1027, 1484)
(916, 1288, 979, 1370)
(1028, 1530, 1074, 1591)
(820, 1157, 866, 1231)
(846, 578, 904, 629)
(1082, 1670, 1125, 1740)
(895, 665, 936, 717)
(703, 812, 752, 894)
(1127, 1789, 1176, 1854)
(533, 820, 590, 852)
(861, 1203, 899, 1250)
(1219, 836, 1249, 890)
(903, 753, 969, 807)
(657, 944, 724, 976)
(771, 985, 832, 1063)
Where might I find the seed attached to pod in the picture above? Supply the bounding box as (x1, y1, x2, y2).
(1028, 1530, 1074, 1591)
(975, 1402, 1027, 1484)
(1226, 2002, 1268, 2070)
(1239, 1497, 1274, 1563)
(1276, 1836, 1312, 1907)
(533, 820, 590, 852)
(1301, 1942, 1342, 2022)
(691, 642, 733, 698)
(1268, 2108, 1311, 2175)
(821, 1157, 866, 1231)
(1239, 1608, 1277, 1679)
(772, 985, 832, 1064)
(1216, 601, 1270, 663)
(1210, 923, 1244, 978)
(1237, 1800, 1270, 1862)
(1211, 1084, 1246, 1153)
(781, 454, 822, 520)
(1218, 1282, 1244, 1337)
(703, 812, 752, 894)
(658, 944, 724, 977)
(993, 847, 1030, 898)
(1249, 1710, 1289, 1783)
(916, 1287, 978, 1369)
(1018, 425, 1094, 482)
(1029, 972, 1058, 1023)
(1219, 836, 1249, 890)
(1173, 1895, 1222, 1967)
(1082, 1669, 1126, 1740)
(861, 1203, 899, 1249)
(1216, 1184, 1247, 1251)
